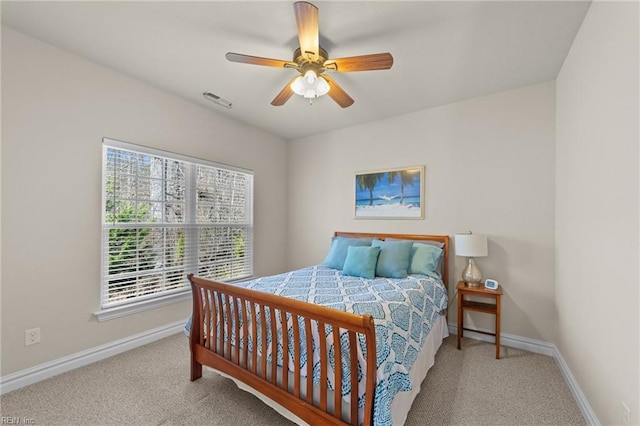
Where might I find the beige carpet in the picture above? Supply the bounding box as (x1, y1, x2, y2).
(1, 334, 585, 425)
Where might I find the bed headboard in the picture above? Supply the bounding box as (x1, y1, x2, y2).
(334, 231, 450, 291)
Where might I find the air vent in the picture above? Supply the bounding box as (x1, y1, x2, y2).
(203, 91, 233, 109)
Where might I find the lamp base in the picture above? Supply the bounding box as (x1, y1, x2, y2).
(462, 257, 483, 287)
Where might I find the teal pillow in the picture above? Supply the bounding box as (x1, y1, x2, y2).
(371, 239, 413, 278)
(322, 237, 372, 270)
(409, 243, 443, 279)
(342, 246, 380, 279)
(386, 237, 445, 249)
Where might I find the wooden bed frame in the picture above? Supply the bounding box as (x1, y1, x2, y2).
(188, 232, 449, 425)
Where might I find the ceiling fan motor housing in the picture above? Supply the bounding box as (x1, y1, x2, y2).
(293, 46, 330, 75)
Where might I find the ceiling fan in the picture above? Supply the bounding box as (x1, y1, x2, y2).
(226, 1, 393, 108)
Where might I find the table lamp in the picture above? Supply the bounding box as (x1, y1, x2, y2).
(454, 232, 488, 286)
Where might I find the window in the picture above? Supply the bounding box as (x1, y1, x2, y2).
(98, 138, 253, 320)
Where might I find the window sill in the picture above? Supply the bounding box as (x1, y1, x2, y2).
(94, 290, 192, 322)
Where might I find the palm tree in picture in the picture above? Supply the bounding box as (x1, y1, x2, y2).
(357, 173, 384, 206)
(387, 169, 419, 204)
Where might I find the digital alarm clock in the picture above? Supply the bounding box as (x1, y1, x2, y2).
(484, 279, 499, 290)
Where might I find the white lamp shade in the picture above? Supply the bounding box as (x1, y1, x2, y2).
(291, 71, 330, 99)
(316, 77, 330, 96)
(454, 234, 488, 257)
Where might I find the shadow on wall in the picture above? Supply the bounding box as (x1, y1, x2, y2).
(449, 237, 556, 342)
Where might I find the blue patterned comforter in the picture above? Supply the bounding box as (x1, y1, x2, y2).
(185, 265, 447, 425)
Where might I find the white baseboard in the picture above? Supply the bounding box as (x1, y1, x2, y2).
(552, 344, 601, 426)
(448, 322, 555, 356)
(448, 323, 601, 426)
(0, 320, 186, 395)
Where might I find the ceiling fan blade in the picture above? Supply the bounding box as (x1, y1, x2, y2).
(294, 1, 319, 61)
(320, 75, 354, 108)
(226, 52, 297, 69)
(271, 77, 298, 106)
(324, 53, 394, 72)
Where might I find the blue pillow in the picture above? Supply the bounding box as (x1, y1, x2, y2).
(342, 246, 380, 279)
(386, 237, 445, 249)
(371, 239, 413, 278)
(322, 237, 372, 270)
(409, 243, 443, 279)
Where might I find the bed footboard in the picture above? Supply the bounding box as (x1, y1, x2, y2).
(188, 274, 377, 426)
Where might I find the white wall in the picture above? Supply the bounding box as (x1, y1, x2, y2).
(1, 28, 289, 375)
(287, 81, 556, 342)
(555, 2, 639, 425)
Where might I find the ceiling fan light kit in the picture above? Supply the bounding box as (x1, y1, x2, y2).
(225, 1, 393, 108)
(291, 70, 330, 101)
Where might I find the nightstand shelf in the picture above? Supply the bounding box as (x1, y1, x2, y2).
(456, 281, 503, 359)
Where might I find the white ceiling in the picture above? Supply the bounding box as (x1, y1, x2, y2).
(1, 1, 590, 140)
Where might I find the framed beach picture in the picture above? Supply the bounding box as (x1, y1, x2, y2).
(355, 166, 425, 219)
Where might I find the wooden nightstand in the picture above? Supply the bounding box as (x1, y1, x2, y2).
(456, 281, 503, 359)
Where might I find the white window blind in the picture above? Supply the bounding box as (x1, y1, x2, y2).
(101, 138, 253, 309)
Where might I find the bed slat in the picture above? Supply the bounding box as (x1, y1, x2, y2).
(225, 295, 232, 359)
(280, 309, 289, 392)
(205, 289, 211, 350)
(240, 298, 249, 369)
(305, 317, 313, 404)
(233, 297, 241, 364)
(362, 316, 376, 426)
(319, 320, 328, 411)
(349, 330, 358, 425)
(216, 292, 224, 354)
(260, 304, 268, 380)
(251, 302, 258, 374)
(270, 307, 278, 385)
(333, 326, 343, 418)
(293, 313, 301, 398)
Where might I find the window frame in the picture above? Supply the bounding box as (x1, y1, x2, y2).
(95, 138, 253, 322)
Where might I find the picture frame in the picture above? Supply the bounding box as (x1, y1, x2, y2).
(354, 165, 425, 219)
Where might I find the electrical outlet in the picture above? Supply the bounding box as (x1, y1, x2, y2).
(622, 401, 631, 426)
(24, 328, 41, 346)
